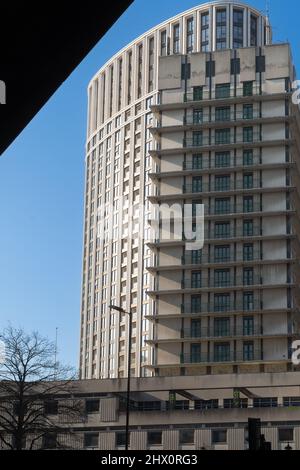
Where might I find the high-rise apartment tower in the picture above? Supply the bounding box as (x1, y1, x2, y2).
(80, 1, 300, 380)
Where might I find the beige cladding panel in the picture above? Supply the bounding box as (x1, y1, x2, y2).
(158, 56, 182, 90)
(162, 430, 179, 450)
(195, 429, 211, 449)
(99, 432, 115, 450)
(214, 50, 231, 84)
(228, 428, 245, 450)
(190, 52, 206, 87)
(130, 432, 147, 450)
(100, 397, 118, 422)
(238, 47, 256, 82)
(261, 427, 278, 450)
(264, 44, 291, 80)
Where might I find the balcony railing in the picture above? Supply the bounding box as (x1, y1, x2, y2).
(182, 153, 261, 170)
(180, 349, 263, 364)
(183, 133, 261, 148)
(183, 180, 261, 194)
(177, 326, 262, 339)
(181, 274, 262, 289)
(182, 251, 261, 265)
(180, 301, 261, 315)
(183, 111, 262, 126)
(184, 85, 262, 102)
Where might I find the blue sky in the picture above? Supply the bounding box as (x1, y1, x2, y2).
(0, 0, 299, 369)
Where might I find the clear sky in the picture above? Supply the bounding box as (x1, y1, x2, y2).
(0, 0, 299, 369)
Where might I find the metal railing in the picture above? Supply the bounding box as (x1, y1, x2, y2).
(182, 153, 261, 170)
(177, 326, 263, 339)
(183, 133, 261, 148)
(183, 110, 261, 125)
(182, 251, 261, 265)
(181, 274, 262, 289)
(180, 349, 263, 364)
(184, 85, 262, 102)
(180, 301, 261, 315)
(183, 180, 261, 194)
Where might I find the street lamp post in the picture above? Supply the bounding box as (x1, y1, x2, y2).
(109, 305, 132, 451)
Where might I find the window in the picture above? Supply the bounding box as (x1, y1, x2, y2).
(191, 249, 202, 263)
(190, 343, 201, 362)
(86, 399, 100, 413)
(243, 219, 254, 236)
(216, 83, 230, 99)
(243, 149, 253, 165)
(243, 243, 254, 261)
(160, 30, 167, 56)
(243, 341, 254, 360)
(278, 428, 294, 442)
(215, 198, 230, 214)
(148, 431, 162, 446)
(44, 400, 58, 415)
(192, 176, 202, 192)
(186, 18, 194, 53)
(233, 9, 244, 48)
(43, 433, 57, 449)
(250, 15, 258, 46)
(243, 126, 253, 143)
(215, 106, 230, 121)
(193, 109, 203, 124)
(243, 291, 254, 311)
(253, 398, 277, 408)
(215, 151, 230, 168)
(201, 12, 209, 51)
(193, 131, 203, 146)
(193, 86, 203, 101)
(214, 221, 230, 238)
(214, 293, 230, 312)
(215, 175, 230, 191)
(243, 196, 253, 213)
(191, 295, 201, 313)
(214, 269, 230, 287)
(224, 398, 248, 409)
(243, 316, 254, 335)
(215, 129, 230, 144)
(84, 433, 99, 448)
(195, 399, 218, 410)
(243, 173, 253, 189)
(243, 81, 253, 97)
(214, 245, 230, 262)
(192, 153, 202, 169)
(191, 319, 201, 337)
(214, 317, 230, 336)
(116, 431, 127, 447)
(214, 343, 230, 362)
(179, 429, 194, 445)
(243, 267, 254, 285)
(283, 397, 300, 407)
(173, 24, 180, 54)
(216, 9, 227, 49)
(148, 37, 155, 92)
(191, 271, 202, 288)
(243, 104, 253, 119)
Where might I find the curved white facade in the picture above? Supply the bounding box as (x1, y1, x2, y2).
(80, 1, 274, 380)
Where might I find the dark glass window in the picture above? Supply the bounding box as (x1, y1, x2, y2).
(160, 30, 167, 56)
(283, 397, 300, 407)
(195, 399, 218, 410)
(243, 104, 253, 119)
(243, 219, 254, 236)
(243, 173, 253, 189)
(191, 249, 202, 264)
(214, 269, 230, 287)
(201, 12, 209, 51)
(214, 293, 230, 312)
(187, 18, 194, 53)
(243, 126, 253, 143)
(243, 267, 254, 285)
(243, 291, 254, 311)
(192, 153, 202, 169)
(191, 271, 202, 288)
(44, 400, 58, 415)
(243, 316, 254, 335)
(191, 295, 201, 313)
(192, 176, 202, 192)
(243, 196, 253, 213)
(243, 341, 254, 360)
(243, 243, 254, 261)
(193, 131, 203, 146)
(215, 106, 230, 121)
(216, 9, 227, 49)
(243, 81, 253, 96)
(215, 175, 230, 191)
(148, 431, 162, 446)
(193, 86, 203, 101)
(214, 343, 230, 361)
(214, 317, 230, 336)
(179, 429, 195, 445)
(173, 24, 180, 54)
(191, 319, 201, 337)
(43, 433, 57, 449)
(215, 151, 230, 168)
(193, 109, 203, 124)
(86, 399, 100, 413)
(190, 343, 201, 362)
(243, 149, 254, 166)
(215, 128, 230, 144)
(116, 432, 127, 447)
(214, 245, 230, 262)
(278, 428, 294, 442)
(215, 198, 231, 214)
(253, 398, 278, 408)
(233, 9, 244, 48)
(214, 221, 230, 238)
(250, 15, 258, 46)
(216, 83, 230, 99)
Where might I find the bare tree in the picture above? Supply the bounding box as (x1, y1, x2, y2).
(0, 326, 85, 450)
